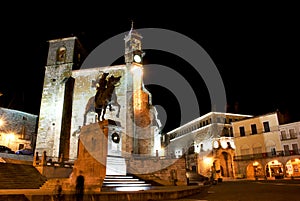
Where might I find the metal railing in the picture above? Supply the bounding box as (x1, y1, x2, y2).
(280, 132, 298, 140)
(233, 149, 300, 161)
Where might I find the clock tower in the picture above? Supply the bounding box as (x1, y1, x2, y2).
(123, 24, 155, 155)
(124, 22, 144, 65)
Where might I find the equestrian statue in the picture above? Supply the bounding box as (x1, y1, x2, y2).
(83, 73, 122, 124)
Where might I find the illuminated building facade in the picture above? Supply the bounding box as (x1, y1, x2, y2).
(232, 111, 300, 179)
(0, 107, 37, 151)
(165, 112, 253, 179)
(35, 27, 162, 165)
(279, 121, 300, 177)
(166, 110, 300, 180)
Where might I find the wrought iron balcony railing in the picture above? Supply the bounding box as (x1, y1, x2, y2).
(233, 149, 300, 161)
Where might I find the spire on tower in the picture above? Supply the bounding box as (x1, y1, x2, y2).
(128, 19, 136, 36)
(131, 20, 134, 30)
(124, 20, 143, 64)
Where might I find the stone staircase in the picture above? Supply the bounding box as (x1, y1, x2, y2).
(106, 156, 127, 175)
(0, 163, 47, 189)
(39, 177, 72, 192)
(102, 175, 152, 191)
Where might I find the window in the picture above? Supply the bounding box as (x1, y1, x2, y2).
(239, 126, 245, 137)
(271, 148, 276, 156)
(222, 127, 230, 137)
(284, 145, 290, 156)
(56, 46, 67, 62)
(281, 130, 287, 140)
(251, 124, 257, 134)
(289, 129, 297, 139)
(292, 144, 298, 154)
(263, 122, 270, 132)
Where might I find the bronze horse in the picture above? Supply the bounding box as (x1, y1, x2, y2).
(83, 73, 121, 124)
(95, 74, 122, 121)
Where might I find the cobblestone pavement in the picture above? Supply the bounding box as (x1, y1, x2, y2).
(164, 178, 300, 201)
(1, 178, 300, 201)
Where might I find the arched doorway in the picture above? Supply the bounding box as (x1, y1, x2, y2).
(266, 160, 284, 178)
(246, 161, 263, 179)
(219, 152, 233, 177)
(285, 158, 300, 178)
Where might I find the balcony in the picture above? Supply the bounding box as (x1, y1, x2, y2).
(280, 132, 298, 141)
(233, 149, 300, 161)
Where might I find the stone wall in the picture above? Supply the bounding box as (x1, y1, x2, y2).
(126, 156, 187, 186)
(0, 107, 37, 151)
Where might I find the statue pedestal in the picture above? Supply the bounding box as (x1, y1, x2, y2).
(105, 119, 126, 175)
(71, 120, 109, 190)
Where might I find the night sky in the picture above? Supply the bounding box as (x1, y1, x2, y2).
(0, 4, 299, 133)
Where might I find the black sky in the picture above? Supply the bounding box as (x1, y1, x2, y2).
(0, 4, 299, 133)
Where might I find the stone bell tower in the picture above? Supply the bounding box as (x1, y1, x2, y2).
(124, 24, 155, 155)
(35, 36, 87, 161)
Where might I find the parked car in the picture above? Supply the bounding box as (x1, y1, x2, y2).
(15, 148, 34, 155)
(0, 145, 15, 154)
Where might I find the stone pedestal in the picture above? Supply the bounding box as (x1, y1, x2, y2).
(70, 120, 109, 190)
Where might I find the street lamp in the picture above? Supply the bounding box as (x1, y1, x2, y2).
(204, 157, 213, 166)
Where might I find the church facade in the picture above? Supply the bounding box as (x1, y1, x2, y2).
(35, 27, 162, 164)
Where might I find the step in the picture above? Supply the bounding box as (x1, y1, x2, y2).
(105, 175, 134, 179)
(103, 183, 151, 187)
(106, 156, 126, 175)
(0, 163, 47, 189)
(103, 181, 147, 184)
(102, 175, 151, 189)
(103, 179, 141, 183)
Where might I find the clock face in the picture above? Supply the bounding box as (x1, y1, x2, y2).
(133, 54, 142, 63)
(111, 132, 120, 143)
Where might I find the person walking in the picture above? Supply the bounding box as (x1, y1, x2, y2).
(53, 180, 63, 201)
(75, 171, 85, 201)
